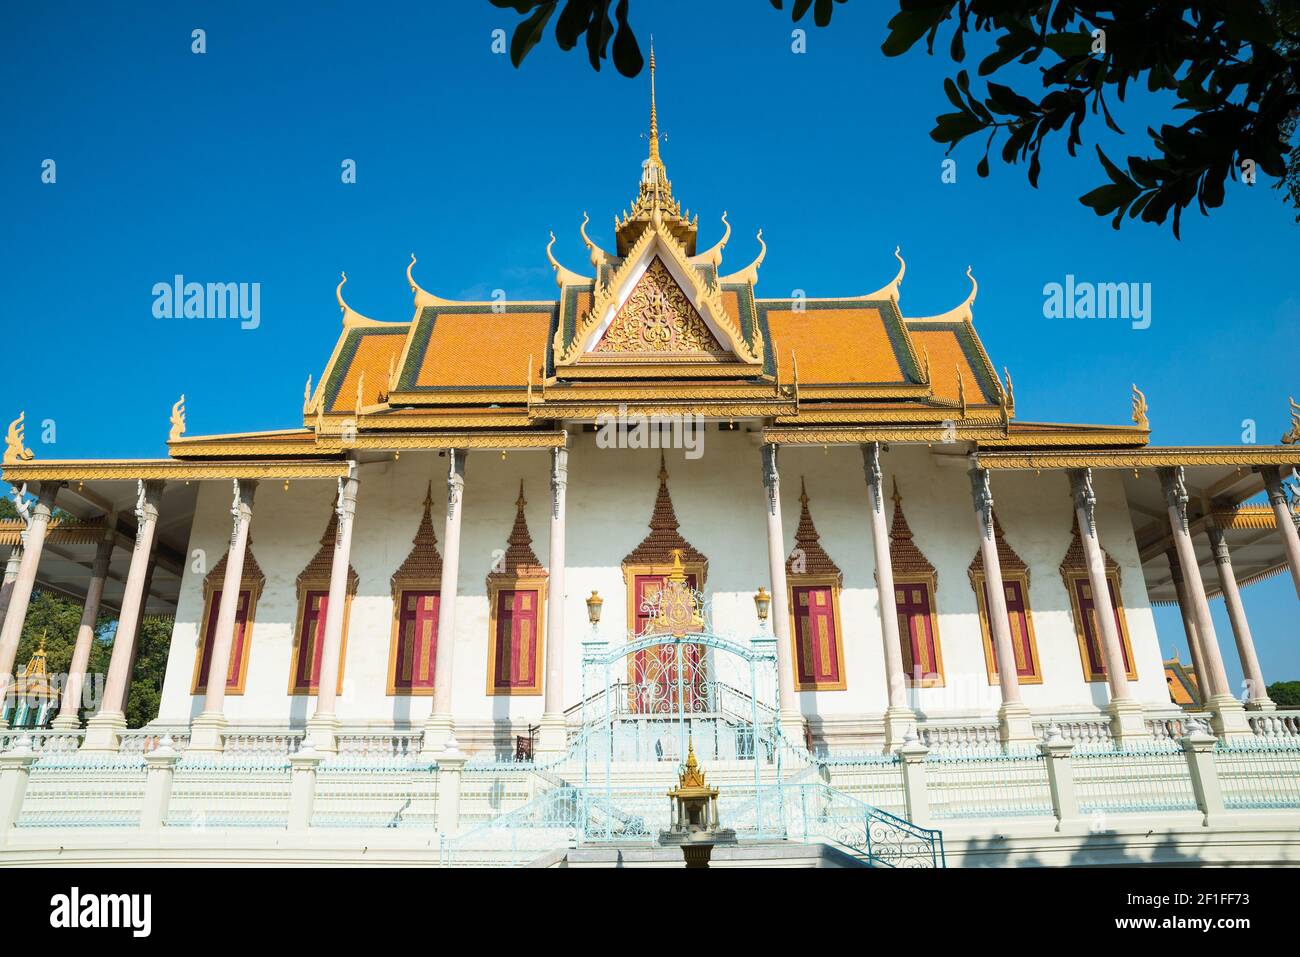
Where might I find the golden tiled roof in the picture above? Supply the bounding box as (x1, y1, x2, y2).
(410, 309, 552, 389)
(765, 305, 906, 386)
(906, 325, 990, 405)
(326, 328, 409, 414)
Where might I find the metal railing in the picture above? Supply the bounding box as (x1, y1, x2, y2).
(925, 747, 1054, 820)
(1072, 740, 1198, 814)
(1216, 736, 1300, 810)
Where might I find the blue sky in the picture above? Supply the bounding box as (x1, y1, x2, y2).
(1, 1, 1296, 684)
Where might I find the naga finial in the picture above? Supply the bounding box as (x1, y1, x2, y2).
(1282, 395, 1300, 445)
(4, 412, 34, 465)
(1131, 384, 1149, 430)
(169, 395, 186, 442)
(303, 374, 314, 416)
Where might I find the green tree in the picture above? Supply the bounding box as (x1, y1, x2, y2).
(492, 1, 1300, 235)
(1267, 680, 1300, 707)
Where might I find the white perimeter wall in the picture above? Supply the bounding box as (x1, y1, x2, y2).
(157, 433, 1172, 728)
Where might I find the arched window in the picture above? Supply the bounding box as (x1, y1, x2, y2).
(786, 479, 845, 691)
(289, 509, 358, 695)
(1059, 516, 1136, 682)
(389, 483, 442, 695)
(967, 512, 1041, 684)
(191, 537, 265, 695)
(486, 484, 547, 695)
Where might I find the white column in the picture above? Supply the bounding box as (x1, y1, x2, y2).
(1261, 466, 1300, 600)
(52, 521, 115, 729)
(538, 445, 569, 755)
(307, 468, 358, 753)
(1067, 469, 1147, 743)
(862, 443, 914, 750)
(0, 482, 61, 697)
(1166, 548, 1208, 706)
(190, 480, 257, 752)
(1206, 523, 1273, 710)
(0, 545, 24, 628)
(1159, 467, 1248, 737)
(969, 466, 1034, 746)
(83, 480, 164, 752)
(760, 443, 803, 739)
(424, 449, 468, 757)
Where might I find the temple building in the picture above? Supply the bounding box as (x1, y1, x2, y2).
(2, 51, 1300, 768)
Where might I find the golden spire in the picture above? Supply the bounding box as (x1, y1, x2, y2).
(648, 40, 660, 166)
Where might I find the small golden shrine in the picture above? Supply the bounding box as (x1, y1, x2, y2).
(661, 736, 735, 857)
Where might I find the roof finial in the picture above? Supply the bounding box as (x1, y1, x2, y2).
(648, 37, 659, 164)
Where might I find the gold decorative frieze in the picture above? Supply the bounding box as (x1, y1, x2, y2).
(762, 425, 1007, 445)
(977, 448, 1300, 470)
(1, 459, 353, 482)
(313, 431, 567, 452)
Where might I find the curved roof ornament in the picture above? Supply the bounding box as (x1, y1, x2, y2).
(579, 212, 610, 267)
(718, 229, 766, 286)
(406, 253, 464, 315)
(336, 271, 391, 327)
(910, 265, 978, 324)
(690, 211, 731, 268)
(856, 246, 907, 303)
(546, 231, 592, 287)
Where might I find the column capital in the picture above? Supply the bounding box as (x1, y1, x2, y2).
(968, 464, 994, 535)
(134, 479, 165, 526)
(1067, 467, 1096, 525)
(446, 448, 468, 519)
(1159, 465, 1190, 531)
(1205, 521, 1231, 565)
(550, 446, 569, 518)
(230, 478, 258, 518)
(334, 472, 358, 522)
(860, 441, 884, 512)
(760, 442, 780, 515)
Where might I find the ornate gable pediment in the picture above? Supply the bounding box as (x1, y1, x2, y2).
(593, 257, 729, 358)
(554, 223, 761, 368)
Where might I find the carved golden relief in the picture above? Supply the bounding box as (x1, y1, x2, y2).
(593, 258, 729, 357)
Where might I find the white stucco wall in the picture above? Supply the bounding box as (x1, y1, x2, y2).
(157, 433, 1172, 729)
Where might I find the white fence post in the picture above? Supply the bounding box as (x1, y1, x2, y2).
(1039, 725, 1081, 831)
(436, 736, 467, 836)
(289, 743, 323, 832)
(0, 735, 39, 845)
(1180, 723, 1226, 827)
(898, 731, 931, 827)
(140, 734, 180, 834)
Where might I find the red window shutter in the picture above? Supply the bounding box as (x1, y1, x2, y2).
(396, 590, 440, 690)
(494, 588, 538, 690)
(296, 590, 330, 692)
(792, 585, 839, 686)
(197, 589, 251, 692)
(895, 584, 938, 683)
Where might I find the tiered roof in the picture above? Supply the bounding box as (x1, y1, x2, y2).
(154, 47, 1156, 464)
